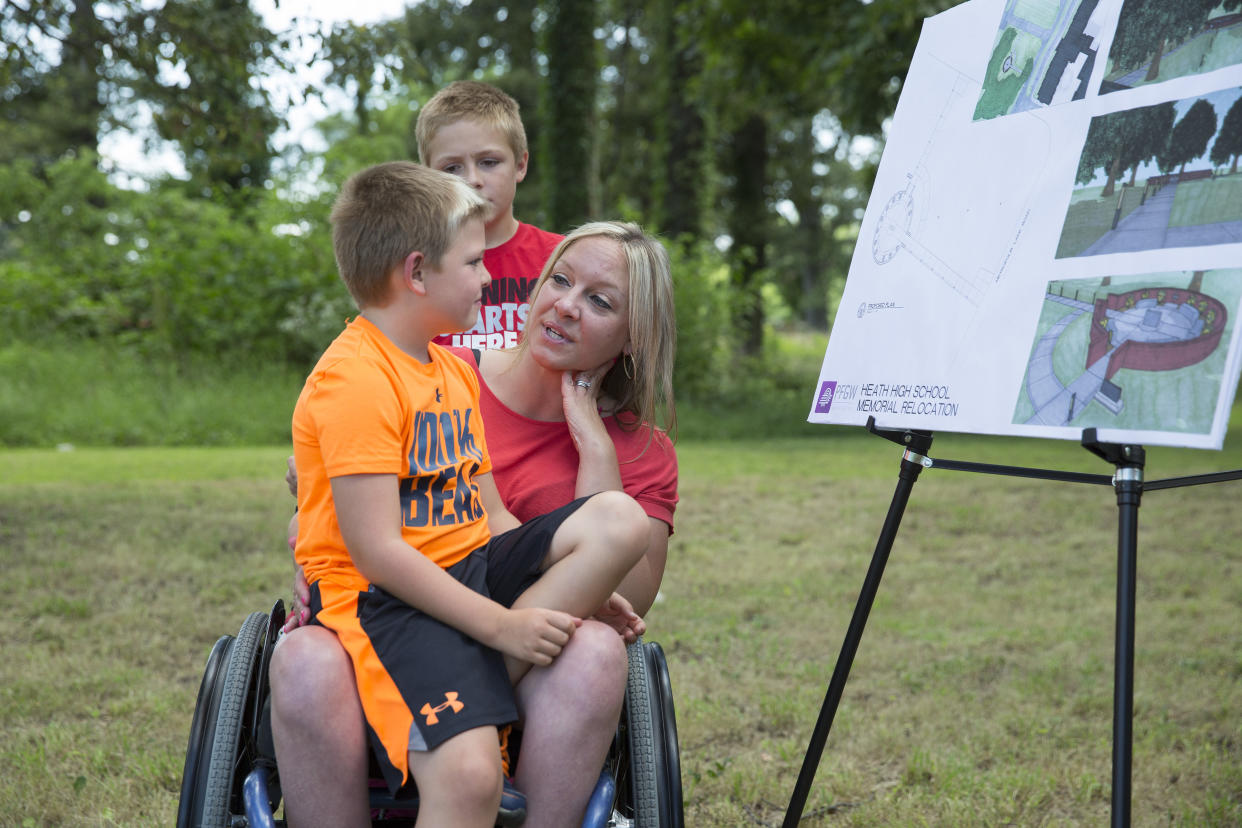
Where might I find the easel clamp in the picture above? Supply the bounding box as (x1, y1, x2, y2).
(904, 449, 933, 468)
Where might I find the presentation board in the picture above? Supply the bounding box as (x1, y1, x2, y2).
(808, 0, 1242, 449)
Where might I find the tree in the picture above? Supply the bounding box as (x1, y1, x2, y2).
(771, 119, 829, 328)
(320, 21, 404, 137)
(588, 0, 711, 238)
(594, 0, 663, 227)
(1077, 111, 1126, 193)
(1076, 103, 1175, 195)
(1119, 101, 1176, 186)
(134, 0, 287, 203)
(1209, 91, 1242, 175)
(1108, 0, 1218, 83)
(1, 0, 293, 203)
(651, 0, 708, 239)
(0, 0, 120, 167)
(541, 0, 597, 230)
(769, 115, 871, 329)
(699, 0, 819, 354)
(1165, 98, 1218, 174)
(697, 0, 956, 353)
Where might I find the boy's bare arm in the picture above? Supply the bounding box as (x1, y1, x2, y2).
(330, 473, 578, 665)
(475, 471, 520, 535)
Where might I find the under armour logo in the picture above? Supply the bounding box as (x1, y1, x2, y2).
(420, 691, 464, 725)
(435, 387, 443, 402)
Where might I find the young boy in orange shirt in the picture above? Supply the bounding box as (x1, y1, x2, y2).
(292, 161, 647, 825)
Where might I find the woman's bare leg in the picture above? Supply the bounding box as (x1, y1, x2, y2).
(513, 620, 628, 828)
(269, 625, 371, 828)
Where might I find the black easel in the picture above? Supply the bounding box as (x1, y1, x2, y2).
(781, 418, 1242, 827)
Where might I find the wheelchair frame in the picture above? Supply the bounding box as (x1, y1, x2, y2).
(177, 601, 683, 828)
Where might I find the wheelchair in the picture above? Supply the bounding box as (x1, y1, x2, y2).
(177, 601, 683, 828)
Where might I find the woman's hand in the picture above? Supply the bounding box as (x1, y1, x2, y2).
(281, 511, 311, 634)
(561, 362, 613, 457)
(592, 592, 646, 643)
(280, 565, 312, 634)
(285, 455, 298, 497)
(561, 362, 624, 499)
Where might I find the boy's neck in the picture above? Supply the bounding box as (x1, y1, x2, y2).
(485, 210, 520, 250)
(361, 307, 433, 364)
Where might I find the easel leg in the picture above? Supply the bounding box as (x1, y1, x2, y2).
(782, 426, 932, 826)
(1082, 430, 1144, 828)
(1111, 469, 1141, 828)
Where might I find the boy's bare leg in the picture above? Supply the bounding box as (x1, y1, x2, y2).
(503, 491, 645, 686)
(408, 725, 504, 828)
(512, 490, 647, 619)
(269, 625, 370, 828)
(513, 620, 627, 828)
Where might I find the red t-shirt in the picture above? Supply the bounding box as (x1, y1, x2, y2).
(434, 222, 564, 350)
(449, 348, 678, 532)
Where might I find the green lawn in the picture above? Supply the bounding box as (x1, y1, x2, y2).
(3, 432, 1241, 825)
(1169, 174, 1242, 228)
(1056, 186, 1146, 258)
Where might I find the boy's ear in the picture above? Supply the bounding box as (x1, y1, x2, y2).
(514, 150, 529, 183)
(403, 250, 428, 296)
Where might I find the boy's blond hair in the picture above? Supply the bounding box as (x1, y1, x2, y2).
(330, 161, 487, 309)
(415, 81, 528, 165)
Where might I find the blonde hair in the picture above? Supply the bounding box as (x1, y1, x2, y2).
(330, 161, 487, 308)
(520, 221, 677, 438)
(415, 81, 528, 166)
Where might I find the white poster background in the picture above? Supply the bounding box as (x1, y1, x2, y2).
(809, 0, 1242, 449)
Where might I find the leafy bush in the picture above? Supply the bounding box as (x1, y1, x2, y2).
(0, 153, 339, 363)
(666, 236, 731, 402)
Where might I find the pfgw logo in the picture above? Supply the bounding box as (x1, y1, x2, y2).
(814, 381, 837, 414)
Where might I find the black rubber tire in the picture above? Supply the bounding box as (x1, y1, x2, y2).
(176, 634, 233, 828)
(622, 638, 684, 828)
(200, 611, 268, 827)
(645, 642, 684, 828)
(250, 600, 285, 747)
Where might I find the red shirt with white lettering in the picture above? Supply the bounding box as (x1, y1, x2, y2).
(434, 222, 563, 350)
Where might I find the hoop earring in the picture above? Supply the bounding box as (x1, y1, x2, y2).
(623, 352, 636, 380)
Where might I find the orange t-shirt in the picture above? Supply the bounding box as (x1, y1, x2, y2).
(292, 316, 493, 592)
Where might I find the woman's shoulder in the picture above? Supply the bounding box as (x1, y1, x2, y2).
(610, 415, 677, 465)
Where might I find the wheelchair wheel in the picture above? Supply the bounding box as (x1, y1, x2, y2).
(251, 601, 285, 742)
(619, 638, 684, 828)
(178, 610, 269, 828)
(176, 634, 233, 828)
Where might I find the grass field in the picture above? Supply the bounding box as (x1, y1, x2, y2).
(0, 336, 829, 448)
(1169, 175, 1242, 229)
(1056, 186, 1146, 259)
(3, 429, 1242, 825)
